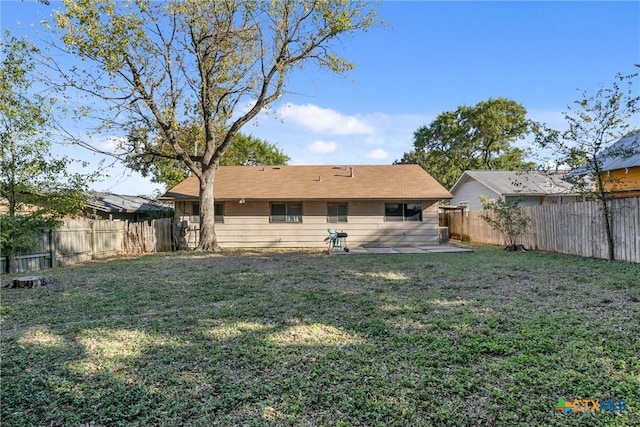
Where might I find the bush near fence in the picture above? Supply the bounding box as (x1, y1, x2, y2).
(446, 198, 639, 263)
(1, 218, 173, 274)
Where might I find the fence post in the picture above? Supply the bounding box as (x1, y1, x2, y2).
(49, 228, 56, 268)
(124, 220, 128, 255)
(91, 219, 96, 260)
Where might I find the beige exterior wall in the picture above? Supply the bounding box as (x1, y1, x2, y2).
(174, 199, 441, 249)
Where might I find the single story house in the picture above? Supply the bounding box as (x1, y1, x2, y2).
(85, 192, 173, 221)
(159, 164, 453, 249)
(570, 133, 640, 198)
(449, 170, 579, 211)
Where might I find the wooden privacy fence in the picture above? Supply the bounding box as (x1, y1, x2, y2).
(447, 198, 640, 263)
(1, 218, 173, 273)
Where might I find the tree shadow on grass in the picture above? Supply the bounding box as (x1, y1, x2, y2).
(2, 283, 473, 425)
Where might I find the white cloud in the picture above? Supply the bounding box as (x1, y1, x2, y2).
(246, 106, 432, 166)
(308, 140, 337, 154)
(366, 148, 388, 160)
(278, 103, 375, 135)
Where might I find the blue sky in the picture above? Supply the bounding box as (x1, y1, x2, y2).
(2, 1, 639, 196)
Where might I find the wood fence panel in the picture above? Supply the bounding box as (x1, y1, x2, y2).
(555, 203, 565, 254)
(55, 220, 93, 266)
(154, 218, 173, 252)
(0, 252, 51, 274)
(93, 220, 125, 259)
(626, 198, 637, 263)
(467, 210, 503, 246)
(2, 218, 173, 273)
(593, 202, 607, 260)
(553, 203, 562, 253)
(125, 218, 172, 253)
(587, 201, 598, 259)
(0, 230, 51, 273)
(629, 197, 640, 261)
(452, 199, 639, 262)
(575, 203, 586, 257)
(447, 212, 462, 240)
(521, 207, 536, 251)
(615, 197, 639, 262)
(578, 202, 589, 257)
(623, 198, 633, 261)
(614, 199, 625, 261)
(629, 197, 640, 262)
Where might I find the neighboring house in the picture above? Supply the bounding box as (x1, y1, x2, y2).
(159, 165, 453, 249)
(449, 170, 579, 211)
(0, 198, 39, 216)
(86, 192, 173, 221)
(571, 133, 640, 198)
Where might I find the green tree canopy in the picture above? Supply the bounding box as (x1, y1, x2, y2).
(396, 98, 537, 189)
(1, 33, 96, 270)
(126, 125, 290, 190)
(49, 0, 378, 250)
(224, 134, 290, 168)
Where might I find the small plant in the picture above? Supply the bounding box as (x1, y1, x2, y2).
(480, 197, 530, 251)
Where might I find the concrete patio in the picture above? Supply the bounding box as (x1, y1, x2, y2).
(328, 244, 474, 255)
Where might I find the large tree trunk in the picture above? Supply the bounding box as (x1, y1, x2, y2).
(196, 167, 221, 251)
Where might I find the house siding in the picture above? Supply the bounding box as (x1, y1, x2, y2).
(508, 195, 543, 208)
(601, 167, 640, 193)
(450, 179, 501, 211)
(175, 200, 440, 249)
(452, 177, 580, 210)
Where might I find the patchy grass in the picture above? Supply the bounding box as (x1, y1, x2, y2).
(1, 246, 639, 426)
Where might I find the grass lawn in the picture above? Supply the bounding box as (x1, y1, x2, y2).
(1, 245, 639, 426)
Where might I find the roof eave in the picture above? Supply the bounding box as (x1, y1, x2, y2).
(160, 195, 453, 201)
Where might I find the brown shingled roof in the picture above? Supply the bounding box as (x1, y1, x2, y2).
(160, 165, 453, 201)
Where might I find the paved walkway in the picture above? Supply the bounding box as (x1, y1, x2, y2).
(328, 244, 473, 255)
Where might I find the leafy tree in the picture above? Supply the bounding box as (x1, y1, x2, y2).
(396, 98, 537, 189)
(480, 197, 530, 251)
(126, 127, 290, 190)
(535, 71, 639, 261)
(47, 0, 378, 251)
(0, 34, 94, 272)
(224, 133, 290, 167)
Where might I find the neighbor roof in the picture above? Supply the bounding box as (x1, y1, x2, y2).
(450, 170, 577, 196)
(160, 165, 453, 201)
(571, 133, 640, 176)
(87, 192, 172, 213)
